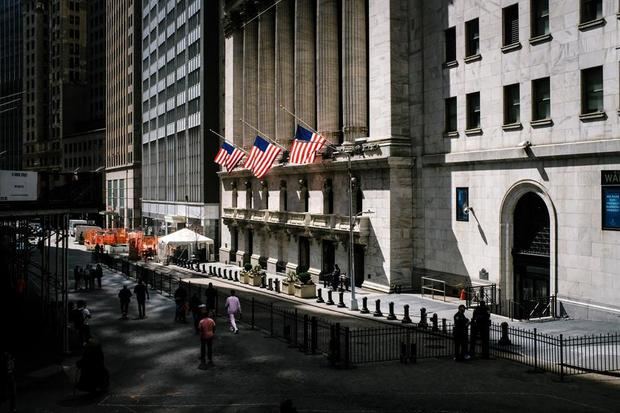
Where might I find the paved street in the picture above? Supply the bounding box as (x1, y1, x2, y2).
(3, 246, 620, 413)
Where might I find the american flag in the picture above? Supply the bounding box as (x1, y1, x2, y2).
(245, 136, 282, 179)
(289, 125, 327, 165)
(214, 142, 245, 172)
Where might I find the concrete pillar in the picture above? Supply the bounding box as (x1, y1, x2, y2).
(275, 0, 295, 145)
(316, 0, 340, 145)
(243, 21, 258, 149)
(225, 33, 244, 147)
(294, 0, 316, 130)
(342, 0, 368, 143)
(258, 10, 276, 139)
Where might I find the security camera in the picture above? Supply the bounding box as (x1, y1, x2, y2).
(463, 206, 470, 214)
(517, 140, 531, 149)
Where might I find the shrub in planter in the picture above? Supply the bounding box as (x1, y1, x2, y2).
(282, 271, 297, 295)
(248, 265, 263, 286)
(294, 271, 316, 298)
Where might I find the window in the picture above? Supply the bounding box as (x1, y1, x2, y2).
(532, 77, 550, 121)
(503, 4, 519, 46)
(465, 19, 479, 57)
(504, 83, 520, 125)
(445, 97, 457, 133)
(445, 27, 456, 63)
(456, 188, 469, 222)
(581, 66, 603, 114)
(531, 0, 549, 38)
(466, 92, 480, 130)
(580, 0, 602, 23)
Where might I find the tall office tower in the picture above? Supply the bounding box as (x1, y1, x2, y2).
(0, 0, 23, 171)
(140, 0, 221, 246)
(105, 0, 143, 229)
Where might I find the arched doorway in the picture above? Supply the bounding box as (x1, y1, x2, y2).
(513, 192, 550, 313)
(499, 181, 557, 319)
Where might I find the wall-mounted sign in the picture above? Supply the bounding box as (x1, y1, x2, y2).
(0, 170, 38, 201)
(601, 171, 620, 230)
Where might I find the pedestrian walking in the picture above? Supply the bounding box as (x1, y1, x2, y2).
(174, 284, 188, 322)
(95, 264, 103, 289)
(205, 282, 217, 313)
(190, 293, 202, 333)
(471, 301, 491, 359)
(118, 285, 132, 320)
(331, 264, 341, 291)
(75, 338, 109, 393)
(224, 290, 241, 334)
(198, 308, 216, 368)
(453, 304, 469, 361)
(133, 279, 150, 319)
(76, 300, 91, 346)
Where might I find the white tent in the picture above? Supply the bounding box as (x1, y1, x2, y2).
(157, 228, 214, 261)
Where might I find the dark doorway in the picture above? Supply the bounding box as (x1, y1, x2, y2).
(230, 228, 238, 263)
(353, 244, 365, 287)
(246, 229, 253, 257)
(298, 236, 310, 271)
(512, 192, 550, 318)
(322, 240, 336, 275)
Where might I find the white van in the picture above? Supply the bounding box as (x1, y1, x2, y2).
(69, 219, 88, 237)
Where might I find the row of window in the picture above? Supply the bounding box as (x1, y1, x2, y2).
(445, 0, 606, 64)
(445, 66, 605, 133)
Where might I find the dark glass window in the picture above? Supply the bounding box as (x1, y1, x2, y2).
(445, 97, 457, 132)
(456, 188, 469, 222)
(504, 83, 520, 124)
(466, 92, 480, 129)
(532, 77, 550, 120)
(503, 4, 519, 46)
(581, 66, 603, 114)
(531, 0, 549, 37)
(580, 0, 602, 23)
(465, 19, 479, 56)
(445, 27, 456, 62)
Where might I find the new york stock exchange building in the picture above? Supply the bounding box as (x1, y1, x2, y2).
(217, 0, 620, 321)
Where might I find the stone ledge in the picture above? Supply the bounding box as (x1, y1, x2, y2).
(578, 18, 606, 31)
(579, 111, 607, 122)
(464, 127, 483, 136)
(530, 118, 553, 128)
(443, 60, 458, 69)
(529, 33, 552, 45)
(444, 131, 459, 138)
(501, 42, 522, 53)
(464, 53, 482, 63)
(502, 122, 523, 131)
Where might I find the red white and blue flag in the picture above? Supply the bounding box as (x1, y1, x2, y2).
(245, 136, 281, 179)
(214, 142, 245, 172)
(289, 125, 327, 165)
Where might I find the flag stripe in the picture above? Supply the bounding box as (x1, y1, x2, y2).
(214, 142, 245, 173)
(289, 126, 326, 165)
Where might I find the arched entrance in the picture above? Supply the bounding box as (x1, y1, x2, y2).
(500, 181, 557, 318)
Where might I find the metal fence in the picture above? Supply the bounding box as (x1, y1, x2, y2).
(103, 255, 620, 377)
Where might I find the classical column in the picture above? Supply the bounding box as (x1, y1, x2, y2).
(225, 33, 244, 147)
(258, 10, 276, 139)
(243, 20, 258, 149)
(316, 0, 340, 145)
(342, 0, 368, 143)
(294, 0, 316, 129)
(275, 0, 295, 145)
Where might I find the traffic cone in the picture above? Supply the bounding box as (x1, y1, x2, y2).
(459, 289, 466, 300)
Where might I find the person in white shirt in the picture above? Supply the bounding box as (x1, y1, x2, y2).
(224, 290, 241, 334)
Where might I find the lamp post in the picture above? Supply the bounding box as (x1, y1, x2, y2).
(348, 158, 358, 310)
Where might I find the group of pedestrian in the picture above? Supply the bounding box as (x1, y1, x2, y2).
(73, 264, 103, 291)
(453, 301, 491, 361)
(70, 300, 92, 347)
(116, 279, 150, 320)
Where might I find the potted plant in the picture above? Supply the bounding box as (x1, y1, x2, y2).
(240, 263, 252, 284)
(294, 271, 316, 298)
(282, 271, 297, 295)
(248, 265, 263, 287)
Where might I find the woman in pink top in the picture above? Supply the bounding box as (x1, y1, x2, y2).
(224, 290, 241, 334)
(198, 308, 216, 366)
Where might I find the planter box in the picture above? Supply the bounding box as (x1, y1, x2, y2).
(241, 272, 250, 284)
(294, 283, 316, 298)
(249, 274, 262, 286)
(282, 280, 295, 295)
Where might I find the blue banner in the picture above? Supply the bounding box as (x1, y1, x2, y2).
(602, 187, 620, 229)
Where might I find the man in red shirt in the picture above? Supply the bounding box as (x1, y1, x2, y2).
(198, 308, 216, 367)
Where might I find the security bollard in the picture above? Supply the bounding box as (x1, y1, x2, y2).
(387, 302, 397, 320)
(401, 304, 412, 324)
(418, 308, 428, 329)
(316, 288, 324, 303)
(326, 290, 335, 305)
(218, 268, 222, 277)
(208, 265, 213, 275)
(268, 278, 273, 291)
(260, 275, 266, 288)
(442, 318, 447, 333)
(223, 269, 227, 278)
(228, 270, 234, 281)
(337, 291, 346, 308)
(274, 279, 280, 293)
(499, 322, 512, 345)
(202, 264, 206, 274)
(360, 297, 370, 314)
(431, 313, 439, 331)
(234, 271, 239, 282)
(373, 299, 383, 317)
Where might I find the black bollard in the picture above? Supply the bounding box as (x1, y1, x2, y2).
(387, 302, 397, 320)
(337, 291, 346, 308)
(431, 313, 439, 331)
(401, 304, 412, 324)
(218, 268, 222, 277)
(208, 265, 213, 275)
(268, 278, 273, 291)
(260, 275, 266, 288)
(234, 271, 239, 282)
(498, 322, 512, 345)
(418, 308, 428, 329)
(360, 297, 370, 314)
(326, 290, 335, 305)
(373, 299, 383, 317)
(316, 288, 324, 303)
(223, 269, 227, 278)
(274, 279, 280, 293)
(202, 264, 206, 274)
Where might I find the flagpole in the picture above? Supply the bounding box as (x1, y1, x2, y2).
(208, 129, 248, 154)
(240, 0, 284, 29)
(239, 119, 287, 151)
(278, 105, 341, 152)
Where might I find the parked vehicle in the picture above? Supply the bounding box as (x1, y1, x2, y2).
(74, 225, 102, 244)
(69, 219, 89, 237)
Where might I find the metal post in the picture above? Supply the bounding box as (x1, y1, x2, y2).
(303, 314, 309, 353)
(311, 316, 317, 354)
(344, 327, 350, 368)
(560, 333, 564, 381)
(270, 302, 274, 337)
(251, 297, 255, 329)
(348, 154, 358, 311)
